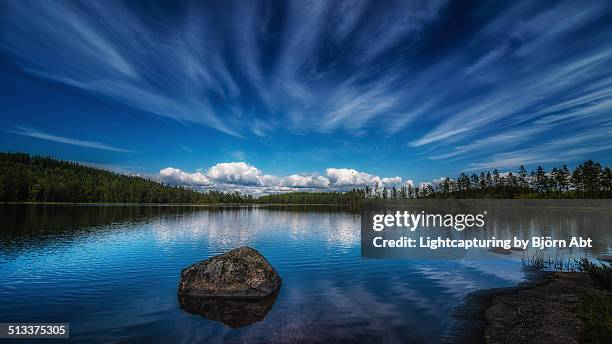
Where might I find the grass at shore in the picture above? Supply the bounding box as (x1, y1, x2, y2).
(578, 286, 612, 343)
(577, 259, 612, 343)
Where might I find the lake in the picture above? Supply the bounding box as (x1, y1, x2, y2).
(0, 204, 610, 343)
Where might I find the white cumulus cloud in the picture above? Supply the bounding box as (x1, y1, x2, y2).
(325, 168, 383, 187)
(419, 182, 433, 189)
(207, 162, 261, 185)
(159, 163, 406, 194)
(382, 176, 402, 186)
(159, 167, 211, 186)
(283, 174, 331, 188)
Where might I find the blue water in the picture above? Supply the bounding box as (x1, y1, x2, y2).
(0, 205, 545, 343)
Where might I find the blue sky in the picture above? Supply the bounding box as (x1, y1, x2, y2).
(1, 0, 611, 194)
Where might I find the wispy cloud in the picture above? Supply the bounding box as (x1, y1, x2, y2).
(405, 0, 612, 168)
(463, 123, 612, 170)
(0, 0, 446, 139)
(6, 127, 134, 153)
(1, 0, 611, 172)
(230, 150, 246, 161)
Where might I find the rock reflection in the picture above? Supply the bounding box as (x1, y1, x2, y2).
(178, 289, 280, 328)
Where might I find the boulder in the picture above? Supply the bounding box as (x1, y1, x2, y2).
(178, 246, 282, 298)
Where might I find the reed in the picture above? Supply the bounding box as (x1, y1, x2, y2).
(520, 249, 582, 272)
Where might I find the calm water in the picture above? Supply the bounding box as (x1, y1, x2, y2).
(0, 204, 610, 343)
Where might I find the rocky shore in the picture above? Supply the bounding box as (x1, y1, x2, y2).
(444, 271, 610, 344)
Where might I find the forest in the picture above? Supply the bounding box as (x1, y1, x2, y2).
(257, 160, 612, 203)
(0, 152, 251, 203)
(1, 152, 610, 204)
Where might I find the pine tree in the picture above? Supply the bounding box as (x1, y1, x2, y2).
(479, 172, 486, 190)
(534, 166, 547, 194)
(492, 169, 500, 187)
(601, 167, 612, 195)
(560, 165, 570, 192)
(518, 165, 528, 190)
(471, 173, 479, 190)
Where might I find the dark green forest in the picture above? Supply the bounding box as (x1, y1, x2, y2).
(1, 152, 610, 204)
(257, 160, 612, 203)
(0, 152, 251, 203)
(256, 189, 366, 206)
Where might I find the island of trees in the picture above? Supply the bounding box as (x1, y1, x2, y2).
(1, 152, 610, 204)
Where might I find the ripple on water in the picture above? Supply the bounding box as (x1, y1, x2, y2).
(1, 204, 608, 343)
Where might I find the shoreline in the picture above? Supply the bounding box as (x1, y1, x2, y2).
(443, 270, 551, 344)
(0, 202, 351, 206)
(444, 270, 611, 344)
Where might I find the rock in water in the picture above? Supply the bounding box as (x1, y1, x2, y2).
(178, 290, 279, 328)
(178, 246, 281, 298)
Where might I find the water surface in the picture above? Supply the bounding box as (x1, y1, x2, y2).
(0, 204, 609, 343)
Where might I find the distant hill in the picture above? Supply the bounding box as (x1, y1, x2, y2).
(0, 152, 250, 203)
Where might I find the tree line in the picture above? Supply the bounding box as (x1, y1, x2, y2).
(257, 160, 612, 203)
(1, 152, 610, 204)
(255, 189, 366, 207)
(0, 152, 252, 203)
(421, 160, 611, 199)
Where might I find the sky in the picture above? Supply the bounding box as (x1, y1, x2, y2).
(1, 0, 612, 194)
